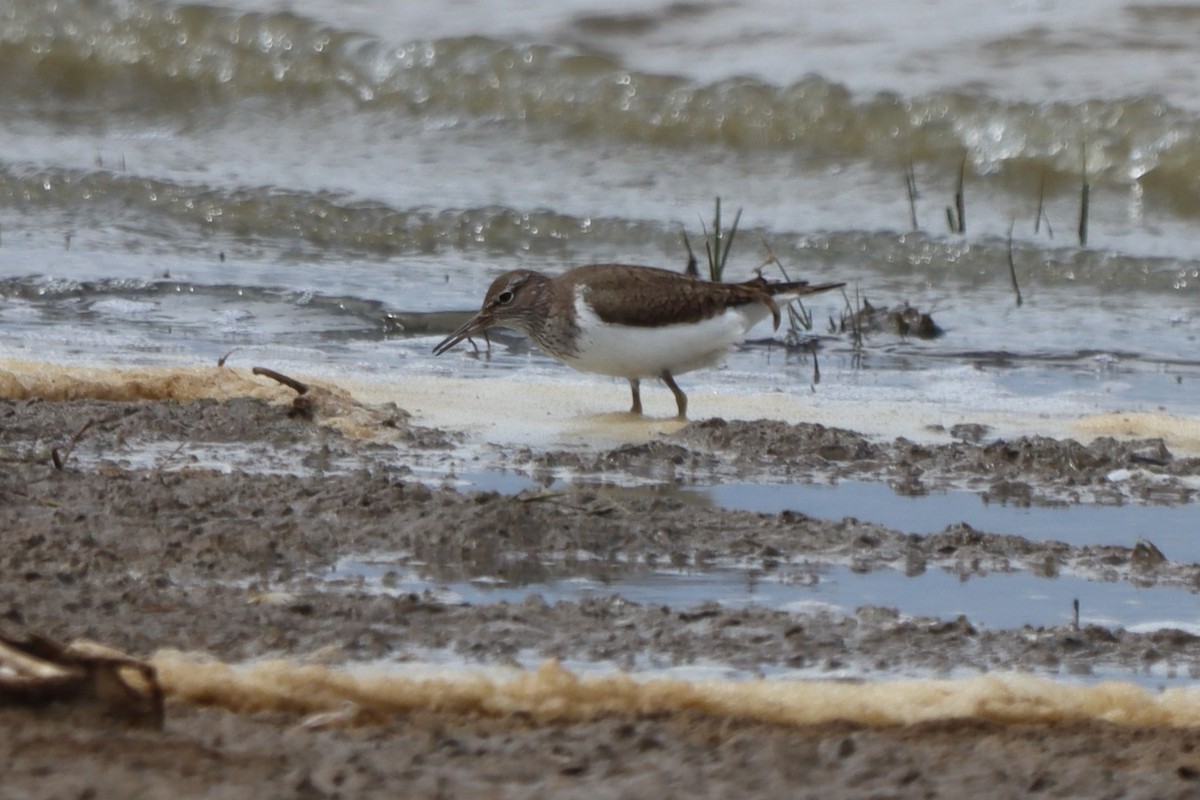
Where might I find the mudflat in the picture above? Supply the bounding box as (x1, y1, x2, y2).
(3, 382, 1200, 799)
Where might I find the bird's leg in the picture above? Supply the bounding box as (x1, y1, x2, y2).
(660, 370, 687, 419)
(628, 378, 643, 415)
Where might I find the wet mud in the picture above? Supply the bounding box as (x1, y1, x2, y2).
(3, 393, 1200, 798)
(521, 418, 1200, 505)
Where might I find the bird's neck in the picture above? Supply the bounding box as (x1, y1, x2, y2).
(519, 277, 580, 360)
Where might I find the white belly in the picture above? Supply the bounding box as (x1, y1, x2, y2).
(559, 295, 771, 379)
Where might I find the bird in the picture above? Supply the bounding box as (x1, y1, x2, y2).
(432, 263, 845, 418)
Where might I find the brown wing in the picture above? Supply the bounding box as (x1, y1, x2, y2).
(565, 264, 776, 328)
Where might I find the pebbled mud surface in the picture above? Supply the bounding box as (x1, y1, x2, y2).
(3, 395, 1200, 799)
(516, 418, 1200, 505)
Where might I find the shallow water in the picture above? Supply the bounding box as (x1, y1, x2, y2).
(327, 554, 1200, 689)
(330, 554, 1198, 635)
(458, 467, 1200, 553)
(696, 480, 1200, 556)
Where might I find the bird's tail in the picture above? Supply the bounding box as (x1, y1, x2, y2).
(760, 279, 847, 298)
(739, 278, 847, 330)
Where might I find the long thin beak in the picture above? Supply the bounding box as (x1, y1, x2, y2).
(432, 311, 492, 355)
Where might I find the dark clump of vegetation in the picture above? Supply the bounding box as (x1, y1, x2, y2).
(678, 198, 942, 387)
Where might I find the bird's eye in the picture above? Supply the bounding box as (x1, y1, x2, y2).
(496, 290, 515, 305)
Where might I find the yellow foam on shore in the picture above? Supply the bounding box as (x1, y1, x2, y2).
(152, 653, 1200, 730)
(0, 360, 289, 404)
(1075, 411, 1200, 456)
(7, 360, 1200, 455)
(0, 360, 405, 439)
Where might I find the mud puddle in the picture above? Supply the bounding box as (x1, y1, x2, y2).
(456, 467, 1200, 557)
(513, 418, 1200, 505)
(324, 551, 1200, 687)
(692, 480, 1200, 556)
(328, 554, 1200, 634)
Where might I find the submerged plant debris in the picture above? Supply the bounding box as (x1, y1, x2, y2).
(0, 632, 163, 728)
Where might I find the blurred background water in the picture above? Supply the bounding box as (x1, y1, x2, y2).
(1, 0, 1198, 408)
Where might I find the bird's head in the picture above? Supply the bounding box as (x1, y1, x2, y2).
(432, 270, 550, 355)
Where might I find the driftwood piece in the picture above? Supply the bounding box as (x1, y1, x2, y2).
(251, 366, 407, 429)
(0, 632, 164, 728)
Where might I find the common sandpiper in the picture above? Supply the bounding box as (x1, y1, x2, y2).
(433, 263, 845, 418)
